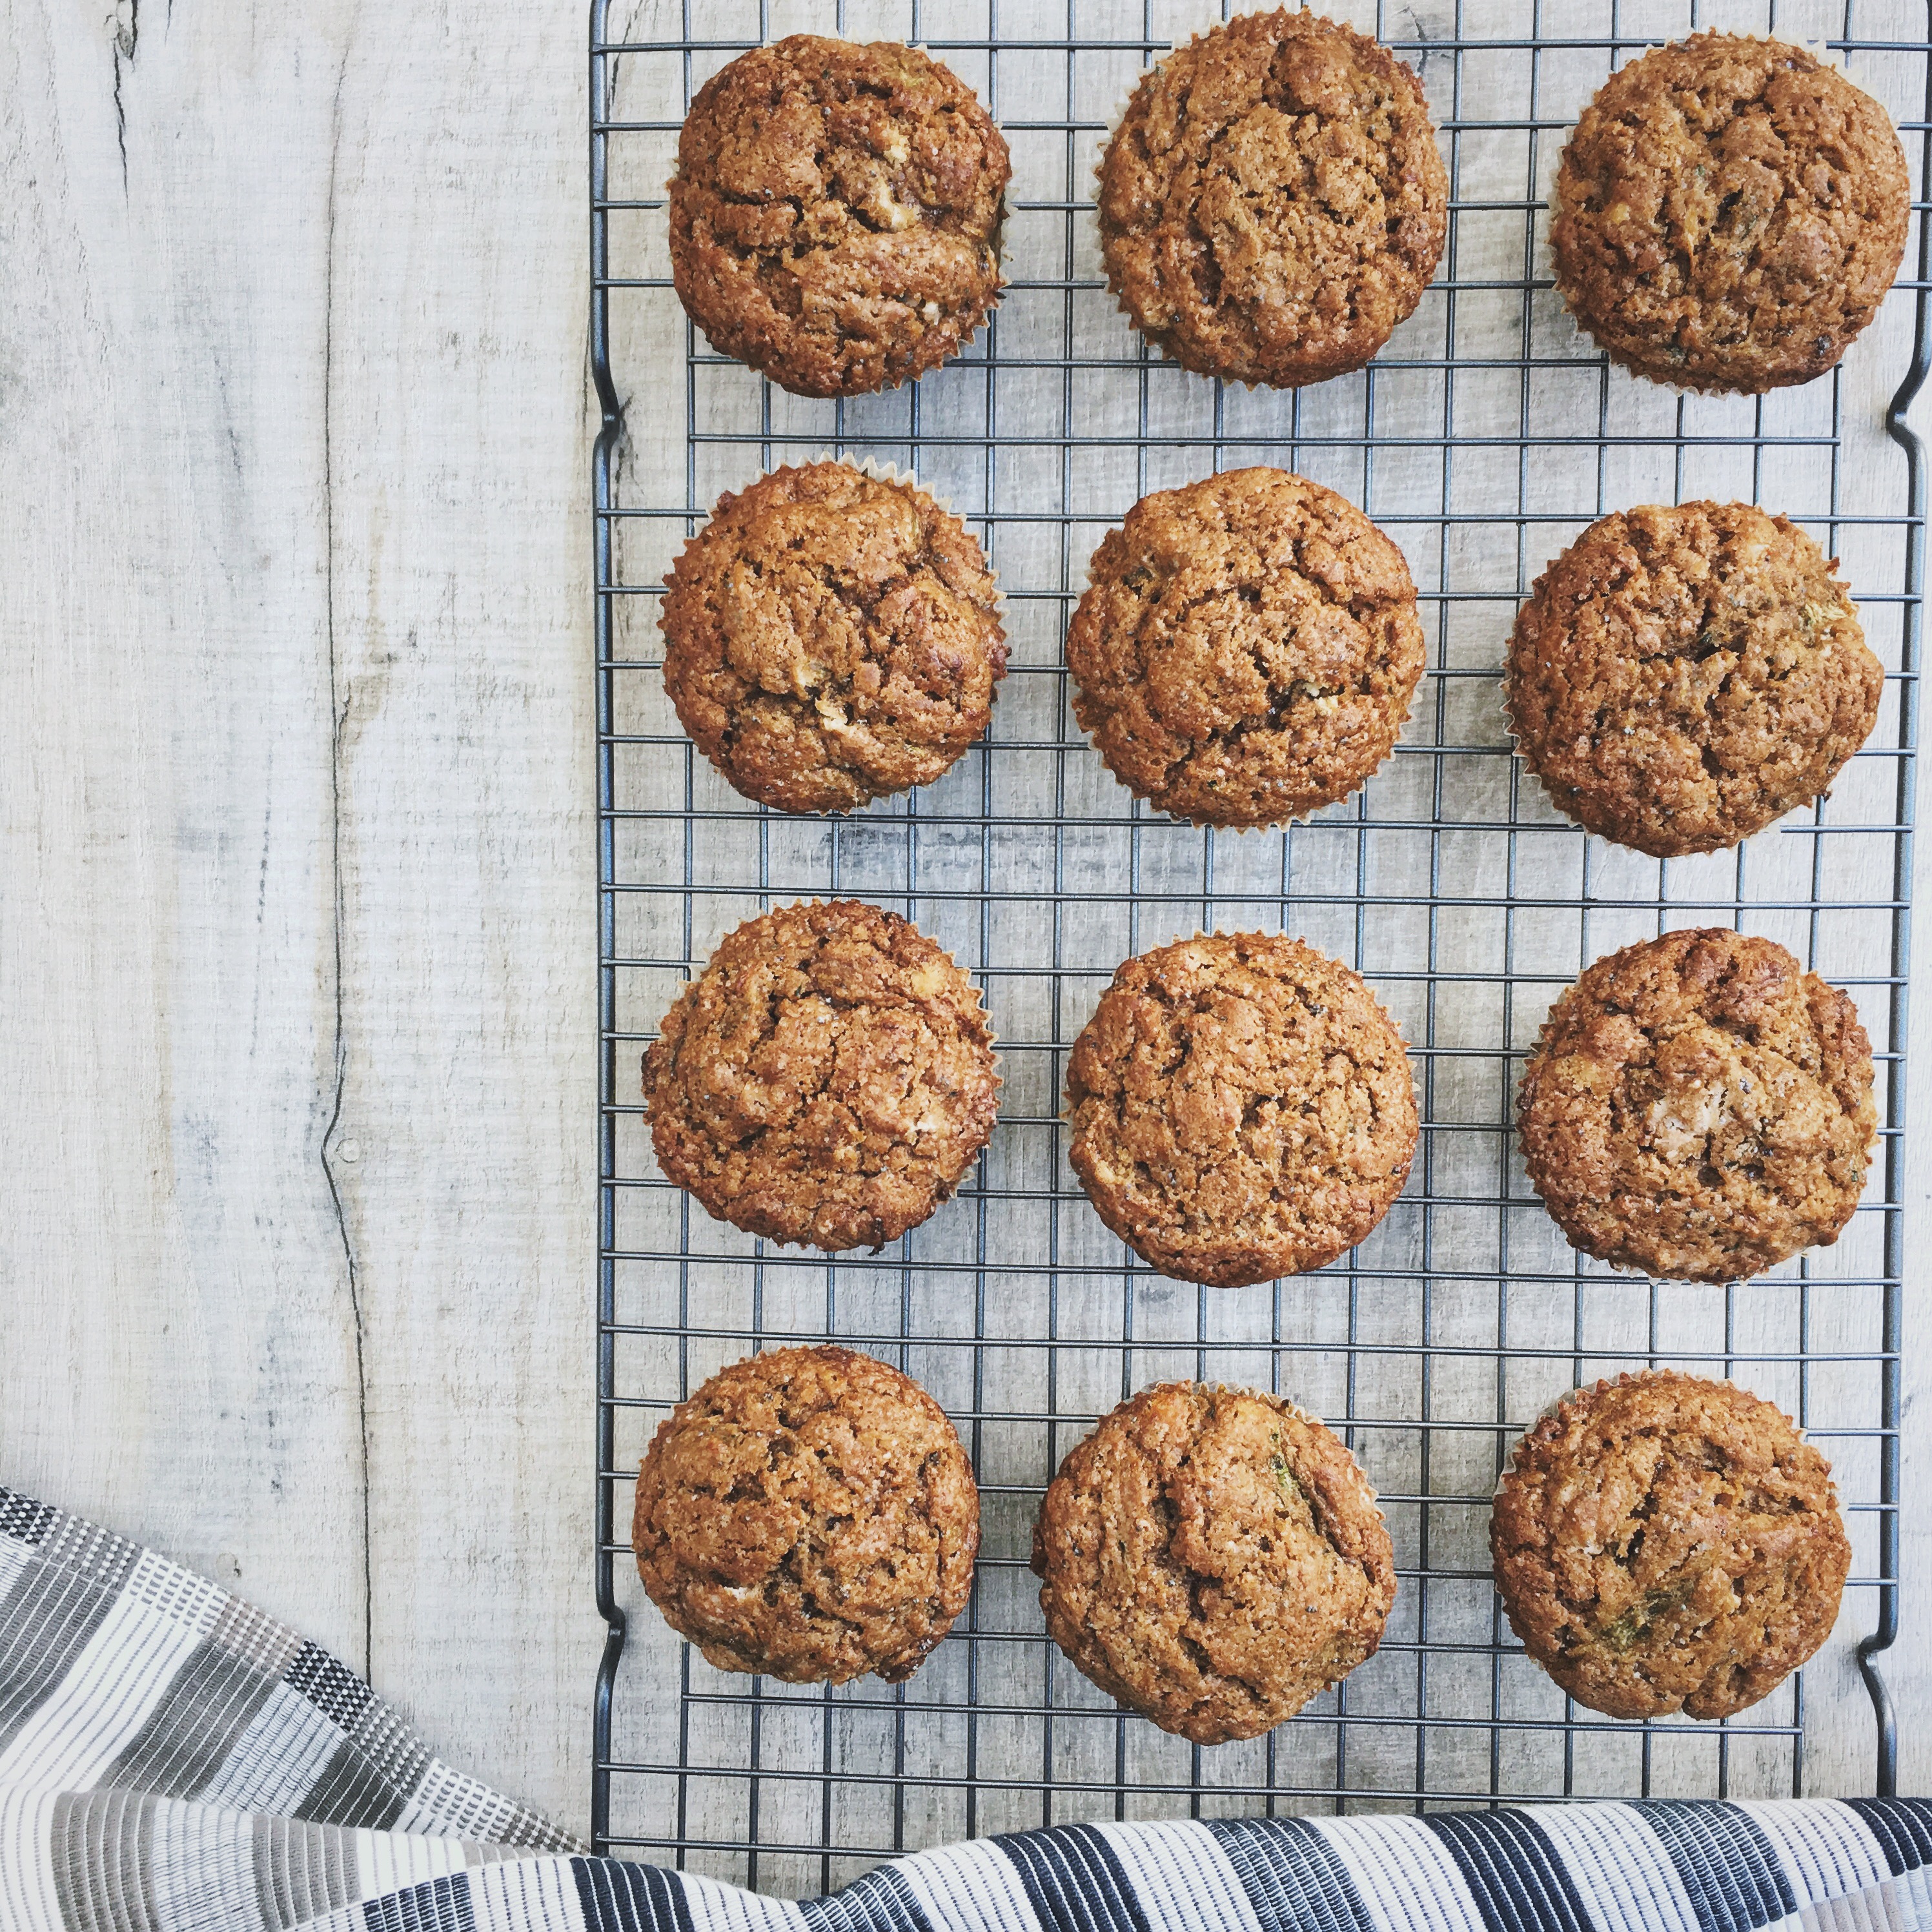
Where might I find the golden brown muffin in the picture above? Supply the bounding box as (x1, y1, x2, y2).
(1067, 933, 1417, 1287)
(635, 1346, 980, 1683)
(668, 36, 1009, 398)
(644, 901, 999, 1251)
(1097, 10, 1446, 387)
(662, 463, 1008, 814)
(1066, 469, 1425, 828)
(1551, 34, 1909, 394)
(1032, 1382, 1395, 1743)
(1492, 1370, 1849, 1720)
(1518, 928, 1875, 1284)
(1506, 502, 1882, 857)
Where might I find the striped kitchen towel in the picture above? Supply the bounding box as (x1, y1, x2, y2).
(1, 1485, 1926, 1932)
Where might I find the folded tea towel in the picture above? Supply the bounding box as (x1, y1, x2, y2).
(0, 1484, 1925, 1932)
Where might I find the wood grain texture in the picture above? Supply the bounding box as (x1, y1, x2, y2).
(323, 0, 598, 1832)
(0, 0, 1925, 1867)
(0, 0, 365, 1649)
(0, 0, 598, 1834)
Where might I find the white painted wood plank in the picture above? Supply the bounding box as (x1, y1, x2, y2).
(0, 0, 600, 1836)
(0, 0, 367, 1663)
(321, 0, 599, 1836)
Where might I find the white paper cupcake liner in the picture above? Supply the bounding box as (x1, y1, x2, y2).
(1093, 12, 1450, 394)
(660, 30, 1016, 391)
(1058, 931, 1421, 1226)
(1539, 34, 1849, 371)
(1065, 474, 1425, 833)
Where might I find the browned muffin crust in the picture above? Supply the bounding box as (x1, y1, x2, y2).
(1551, 34, 1910, 394)
(662, 463, 1008, 814)
(1506, 502, 1881, 857)
(1066, 469, 1425, 828)
(1492, 1370, 1849, 1720)
(635, 1346, 980, 1684)
(1097, 10, 1446, 387)
(644, 901, 999, 1251)
(1518, 928, 1875, 1284)
(1032, 1381, 1395, 1743)
(1067, 933, 1417, 1288)
(668, 36, 1009, 398)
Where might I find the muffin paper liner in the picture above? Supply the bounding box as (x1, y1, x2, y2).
(1093, 16, 1449, 396)
(1058, 931, 1422, 1291)
(805, 449, 951, 518)
(1064, 482, 1427, 835)
(648, 896, 1004, 1257)
(1540, 34, 1849, 385)
(663, 32, 1015, 396)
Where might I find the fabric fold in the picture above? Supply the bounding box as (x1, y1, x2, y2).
(0, 1484, 1924, 1932)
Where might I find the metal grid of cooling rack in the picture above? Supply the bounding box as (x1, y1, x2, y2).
(593, 0, 1926, 1893)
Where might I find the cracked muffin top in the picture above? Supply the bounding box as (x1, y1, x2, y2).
(668, 36, 1009, 397)
(1097, 9, 1446, 387)
(1032, 1381, 1395, 1743)
(635, 1346, 980, 1684)
(662, 463, 1007, 814)
(1506, 502, 1882, 857)
(1518, 928, 1875, 1284)
(1551, 34, 1909, 393)
(1492, 1370, 1849, 1720)
(1067, 931, 1417, 1288)
(1066, 468, 1425, 828)
(644, 901, 999, 1252)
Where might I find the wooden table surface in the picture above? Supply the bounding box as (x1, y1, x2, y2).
(1, 0, 1927, 1844)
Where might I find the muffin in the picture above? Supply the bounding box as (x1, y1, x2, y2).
(1032, 1381, 1395, 1744)
(1551, 34, 1910, 394)
(662, 463, 1008, 813)
(635, 1346, 979, 1683)
(1518, 928, 1875, 1284)
(1492, 1370, 1850, 1720)
(1066, 469, 1425, 827)
(1067, 932, 1417, 1287)
(1097, 10, 1446, 386)
(644, 900, 999, 1251)
(668, 36, 1009, 398)
(1506, 502, 1882, 856)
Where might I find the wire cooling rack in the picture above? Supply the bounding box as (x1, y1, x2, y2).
(593, 0, 1927, 1893)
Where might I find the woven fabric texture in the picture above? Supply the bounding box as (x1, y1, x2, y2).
(0, 1485, 1926, 1932)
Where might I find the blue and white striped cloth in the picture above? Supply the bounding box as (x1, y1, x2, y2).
(1, 1484, 1926, 1931)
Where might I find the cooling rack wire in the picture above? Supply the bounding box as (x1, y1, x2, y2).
(592, 0, 1928, 1893)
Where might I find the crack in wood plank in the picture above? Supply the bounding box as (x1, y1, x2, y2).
(110, 0, 136, 188)
(318, 35, 373, 1683)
